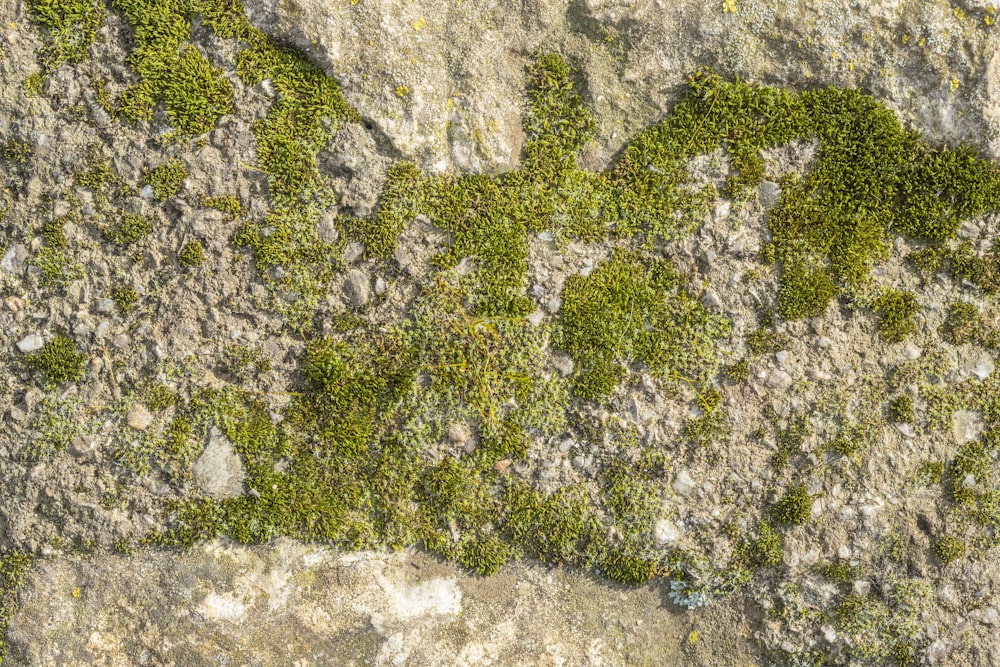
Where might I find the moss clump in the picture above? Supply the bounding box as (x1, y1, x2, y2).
(222, 343, 271, 380)
(25, 334, 86, 385)
(142, 159, 187, 202)
(940, 301, 981, 345)
(932, 535, 966, 565)
(600, 549, 657, 586)
(872, 289, 919, 343)
(888, 394, 914, 423)
(772, 483, 812, 526)
(112, 0, 233, 137)
(503, 483, 599, 566)
(457, 536, 512, 576)
(25, 393, 80, 459)
(111, 285, 138, 314)
(739, 520, 783, 567)
(32, 213, 82, 288)
(557, 248, 730, 399)
(107, 213, 153, 246)
(28, 0, 106, 70)
(746, 325, 788, 355)
(201, 194, 243, 220)
(178, 240, 205, 267)
(776, 261, 838, 320)
(0, 552, 32, 664)
(22, 72, 44, 97)
(723, 358, 751, 383)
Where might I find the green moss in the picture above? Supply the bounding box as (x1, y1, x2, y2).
(503, 482, 599, 566)
(457, 535, 512, 576)
(111, 284, 138, 314)
(201, 194, 243, 220)
(888, 394, 915, 423)
(873, 289, 919, 343)
(932, 535, 966, 565)
(557, 248, 730, 399)
(25, 333, 86, 386)
(222, 343, 271, 380)
(142, 158, 187, 202)
(817, 559, 861, 585)
(107, 214, 153, 246)
(178, 239, 205, 267)
(738, 520, 783, 567)
(772, 483, 812, 526)
(28, 0, 106, 70)
(25, 393, 80, 459)
(746, 322, 788, 356)
(940, 301, 981, 345)
(776, 261, 838, 320)
(723, 358, 751, 383)
(21, 72, 45, 97)
(112, 0, 233, 137)
(353, 162, 431, 258)
(600, 548, 657, 586)
(0, 552, 32, 665)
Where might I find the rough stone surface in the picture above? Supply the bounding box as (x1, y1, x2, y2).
(192, 427, 247, 499)
(5, 540, 755, 666)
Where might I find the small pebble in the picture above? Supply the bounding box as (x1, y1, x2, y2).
(672, 469, 696, 496)
(17, 334, 44, 353)
(127, 403, 154, 431)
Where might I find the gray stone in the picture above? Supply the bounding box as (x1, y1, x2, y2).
(126, 403, 154, 431)
(192, 427, 247, 499)
(343, 269, 371, 307)
(16, 334, 44, 353)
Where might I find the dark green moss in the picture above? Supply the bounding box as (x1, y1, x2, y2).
(0, 552, 32, 664)
(940, 301, 981, 345)
(178, 240, 205, 267)
(111, 285, 138, 315)
(723, 358, 751, 383)
(931, 535, 966, 565)
(738, 520, 783, 567)
(873, 289, 919, 343)
(201, 194, 243, 220)
(25, 333, 86, 385)
(888, 394, 915, 423)
(107, 214, 153, 246)
(600, 548, 657, 586)
(746, 325, 788, 356)
(772, 483, 812, 526)
(28, 0, 105, 70)
(112, 0, 233, 137)
(142, 159, 187, 202)
(557, 248, 730, 399)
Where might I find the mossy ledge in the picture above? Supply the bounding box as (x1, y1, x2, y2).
(18, 1, 1000, 659)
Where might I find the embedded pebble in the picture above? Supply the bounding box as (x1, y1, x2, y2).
(672, 469, 696, 496)
(126, 404, 154, 431)
(343, 269, 371, 307)
(16, 334, 44, 353)
(653, 519, 679, 546)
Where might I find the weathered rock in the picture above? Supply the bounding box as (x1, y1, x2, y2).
(192, 427, 247, 499)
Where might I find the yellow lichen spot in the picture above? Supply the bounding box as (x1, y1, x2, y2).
(901, 33, 909, 44)
(395, 85, 410, 97)
(368, 39, 375, 46)
(412, 17, 426, 30)
(445, 98, 454, 109)
(918, 36, 926, 46)
(953, 7, 965, 20)
(350, 0, 360, 5)
(688, 630, 700, 645)
(71, 587, 81, 599)
(721, 0, 737, 13)
(950, 77, 960, 91)
(848, 60, 855, 72)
